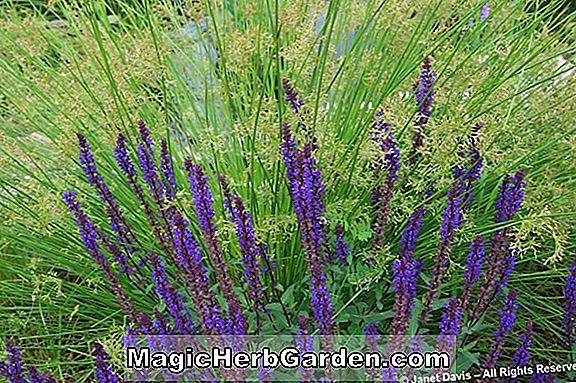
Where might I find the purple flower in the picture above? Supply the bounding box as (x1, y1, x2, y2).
(0, 341, 56, 383)
(219, 175, 266, 316)
(474, 170, 525, 319)
(77, 132, 136, 270)
(149, 251, 196, 335)
(282, 78, 304, 112)
(483, 289, 518, 369)
(160, 139, 177, 200)
(370, 112, 400, 249)
(530, 372, 556, 383)
(281, 124, 335, 335)
(334, 223, 349, 266)
(454, 122, 484, 209)
(62, 190, 138, 323)
(171, 209, 226, 335)
(437, 297, 463, 353)
(410, 57, 436, 160)
(512, 320, 533, 368)
(365, 323, 380, 381)
(296, 316, 314, 383)
(137, 121, 164, 205)
(421, 182, 462, 322)
(185, 160, 246, 335)
(460, 236, 485, 311)
(481, 3, 490, 22)
(563, 261, 576, 346)
(391, 205, 426, 335)
(93, 342, 121, 383)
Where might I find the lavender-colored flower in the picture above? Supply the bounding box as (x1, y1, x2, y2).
(391, 205, 426, 335)
(281, 124, 335, 335)
(0, 341, 56, 383)
(185, 160, 246, 335)
(473, 170, 525, 319)
(481, 2, 490, 22)
(296, 316, 314, 383)
(371, 112, 401, 249)
(437, 298, 463, 353)
(334, 223, 350, 266)
(483, 289, 518, 369)
(62, 190, 138, 323)
(282, 78, 304, 112)
(530, 372, 556, 383)
(421, 182, 462, 322)
(563, 260, 576, 346)
(77, 132, 136, 270)
(160, 139, 177, 200)
(460, 236, 485, 311)
(454, 122, 484, 209)
(171, 209, 226, 335)
(365, 323, 380, 381)
(93, 342, 121, 383)
(150, 251, 196, 335)
(137, 121, 164, 205)
(410, 57, 436, 160)
(512, 320, 533, 368)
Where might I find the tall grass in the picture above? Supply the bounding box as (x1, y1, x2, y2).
(0, 0, 575, 380)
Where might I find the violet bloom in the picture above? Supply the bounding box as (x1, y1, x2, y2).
(171, 209, 226, 335)
(437, 298, 463, 353)
(0, 341, 56, 383)
(454, 122, 484, 209)
(62, 190, 138, 323)
(511, 320, 533, 368)
(93, 342, 121, 383)
(219, 174, 266, 315)
(483, 289, 518, 369)
(474, 170, 525, 319)
(334, 223, 350, 266)
(137, 121, 164, 205)
(77, 132, 135, 270)
(563, 261, 576, 346)
(185, 160, 246, 335)
(281, 124, 335, 335)
(391, 205, 426, 335)
(530, 372, 556, 383)
(370, 112, 401, 249)
(410, 57, 436, 160)
(296, 316, 314, 383)
(150, 251, 196, 335)
(421, 182, 462, 322)
(460, 236, 485, 311)
(160, 139, 177, 200)
(481, 3, 490, 22)
(282, 78, 304, 113)
(365, 323, 380, 381)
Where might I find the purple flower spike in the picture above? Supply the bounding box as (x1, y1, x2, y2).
(281, 124, 335, 335)
(62, 190, 138, 323)
(282, 78, 304, 113)
(530, 372, 556, 383)
(137, 121, 164, 206)
(370, 113, 401, 249)
(76, 132, 136, 268)
(93, 342, 121, 383)
(455, 122, 484, 210)
(150, 251, 196, 335)
(460, 236, 485, 311)
(410, 57, 436, 160)
(481, 3, 490, 22)
(171, 209, 226, 335)
(391, 205, 426, 335)
(160, 139, 177, 200)
(563, 259, 576, 347)
(0, 341, 56, 383)
(437, 297, 463, 353)
(365, 323, 380, 381)
(296, 316, 314, 383)
(483, 289, 518, 369)
(185, 160, 246, 335)
(421, 182, 462, 322)
(512, 320, 533, 368)
(334, 223, 350, 266)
